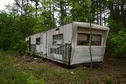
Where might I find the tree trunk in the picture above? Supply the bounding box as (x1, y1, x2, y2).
(35, 0, 38, 18)
(60, 0, 64, 25)
(89, 21, 93, 69)
(89, 0, 93, 69)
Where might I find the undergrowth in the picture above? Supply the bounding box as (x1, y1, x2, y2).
(0, 50, 126, 84)
(0, 51, 44, 84)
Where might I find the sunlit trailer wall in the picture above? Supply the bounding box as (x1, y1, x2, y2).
(26, 22, 109, 65)
(46, 23, 72, 64)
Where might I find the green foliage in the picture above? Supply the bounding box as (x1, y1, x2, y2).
(0, 1, 56, 52)
(107, 19, 125, 33)
(68, 0, 95, 22)
(12, 40, 27, 55)
(106, 31, 126, 58)
(102, 76, 113, 84)
(0, 51, 45, 84)
(27, 75, 45, 84)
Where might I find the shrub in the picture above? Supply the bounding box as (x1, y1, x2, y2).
(106, 31, 126, 58)
(12, 40, 27, 55)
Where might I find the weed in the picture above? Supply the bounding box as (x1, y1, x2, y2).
(102, 76, 113, 84)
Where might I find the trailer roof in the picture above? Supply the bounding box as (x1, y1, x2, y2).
(27, 22, 109, 37)
(73, 22, 109, 31)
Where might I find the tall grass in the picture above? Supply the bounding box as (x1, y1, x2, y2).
(0, 51, 44, 84)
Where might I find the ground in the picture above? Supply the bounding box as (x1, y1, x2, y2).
(0, 51, 126, 84)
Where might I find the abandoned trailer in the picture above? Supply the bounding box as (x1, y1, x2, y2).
(26, 22, 109, 65)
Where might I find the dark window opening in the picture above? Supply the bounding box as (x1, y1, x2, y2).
(36, 38, 40, 45)
(56, 28, 59, 31)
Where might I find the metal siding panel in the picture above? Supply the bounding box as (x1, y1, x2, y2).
(36, 45, 41, 52)
(60, 23, 72, 43)
(43, 32, 47, 54)
(40, 33, 42, 52)
(31, 35, 35, 44)
(66, 24, 72, 43)
(47, 30, 53, 57)
(71, 47, 103, 65)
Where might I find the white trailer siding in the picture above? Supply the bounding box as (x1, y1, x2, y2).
(46, 23, 73, 64)
(42, 32, 47, 55)
(30, 33, 40, 44)
(40, 33, 43, 53)
(30, 35, 35, 44)
(71, 46, 104, 65)
(47, 29, 54, 57)
(59, 23, 73, 43)
(47, 23, 73, 44)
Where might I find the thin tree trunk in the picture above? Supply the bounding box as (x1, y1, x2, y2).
(99, 3, 102, 25)
(20, 0, 23, 35)
(49, 0, 52, 21)
(121, 1, 124, 26)
(35, 0, 38, 18)
(117, 0, 120, 22)
(60, 0, 64, 25)
(96, 1, 99, 24)
(89, 21, 93, 69)
(89, 0, 93, 69)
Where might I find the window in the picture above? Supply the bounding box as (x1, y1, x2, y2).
(77, 33, 102, 46)
(77, 33, 90, 45)
(92, 34, 102, 45)
(53, 34, 63, 41)
(36, 38, 40, 45)
(53, 34, 63, 45)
